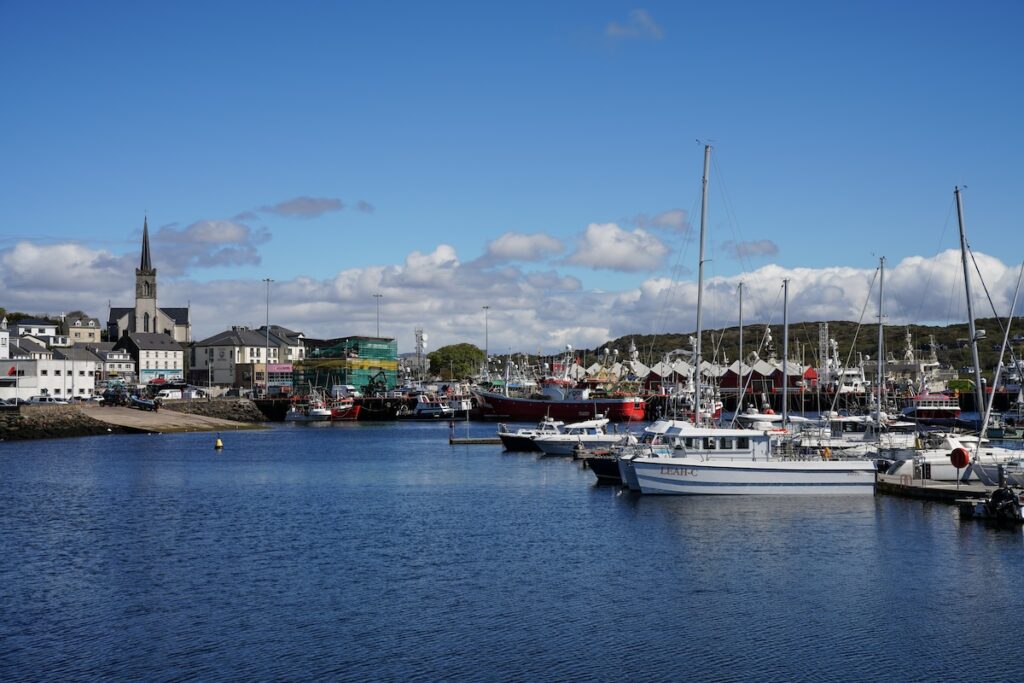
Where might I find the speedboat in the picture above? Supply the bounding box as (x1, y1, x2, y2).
(532, 418, 636, 457)
(497, 417, 565, 452)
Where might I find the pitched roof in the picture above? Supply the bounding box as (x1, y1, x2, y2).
(195, 327, 290, 348)
(160, 307, 190, 325)
(54, 348, 103, 362)
(116, 333, 185, 351)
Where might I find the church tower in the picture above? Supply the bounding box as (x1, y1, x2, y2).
(134, 217, 160, 334)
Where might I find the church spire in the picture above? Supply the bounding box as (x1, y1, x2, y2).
(140, 216, 153, 271)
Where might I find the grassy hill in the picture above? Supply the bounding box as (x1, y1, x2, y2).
(590, 317, 1021, 375)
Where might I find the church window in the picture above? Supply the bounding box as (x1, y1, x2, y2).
(143, 281, 151, 297)
(144, 312, 150, 332)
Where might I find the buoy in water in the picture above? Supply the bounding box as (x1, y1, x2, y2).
(215, 436, 223, 450)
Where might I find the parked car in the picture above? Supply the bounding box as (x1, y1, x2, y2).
(27, 395, 69, 405)
(5, 397, 29, 406)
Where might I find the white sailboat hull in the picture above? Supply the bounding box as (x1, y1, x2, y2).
(633, 457, 877, 495)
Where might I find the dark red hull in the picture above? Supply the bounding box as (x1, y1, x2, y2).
(331, 404, 362, 421)
(473, 390, 646, 422)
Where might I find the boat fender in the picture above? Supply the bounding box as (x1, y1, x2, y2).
(823, 447, 831, 460)
(949, 447, 970, 469)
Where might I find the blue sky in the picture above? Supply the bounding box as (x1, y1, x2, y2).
(2, 2, 1022, 354)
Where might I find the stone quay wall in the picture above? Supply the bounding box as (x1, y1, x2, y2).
(159, 398, 267, 423)
(0, 404, 131, 441)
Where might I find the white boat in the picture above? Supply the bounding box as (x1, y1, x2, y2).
(497, 417, 565, 452)
(285, 390, 333, 422)
(532, 417, 636, 457)
(625, 147, 878, 495)
(629, 425, 876, 495)
(397, 393, 456, 419)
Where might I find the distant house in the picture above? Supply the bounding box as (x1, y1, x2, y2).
(14, 318, 69, 347)
(63, 314, 101, 344)
(113, 333, 185, 384)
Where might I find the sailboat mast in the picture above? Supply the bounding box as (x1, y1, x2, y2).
(738, 282, 744, 411)
(782, 278, 789, 425)
(955, 187, 986, 418)
(877, 256, 885, 422)
(694, 144, 711, 427)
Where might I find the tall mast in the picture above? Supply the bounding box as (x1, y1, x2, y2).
(955, 187, 986, 418)
(876, 256, 885, 423)
(738, 282, 744, 411)
(782, 278, 789, 425)
(694, 144, 711, 426)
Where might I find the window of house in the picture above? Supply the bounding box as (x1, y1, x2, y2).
(41, 369, 48, 376)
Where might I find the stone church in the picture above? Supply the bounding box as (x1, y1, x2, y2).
(107, 218, 192, 343)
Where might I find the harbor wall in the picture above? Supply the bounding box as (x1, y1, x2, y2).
(0, 404, 131, 441)
(160, 398, 267, 423)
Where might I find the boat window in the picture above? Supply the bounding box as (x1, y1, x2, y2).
(684, 438, 695, 449)
(737, 437, 750, 449)
(721, 438, 735, 450)
(704, 437, 717, 450)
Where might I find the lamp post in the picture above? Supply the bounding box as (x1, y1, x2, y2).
(263, 278, 273, 396)
(482, 305, 490, 376)
(374, 293, 383, 337)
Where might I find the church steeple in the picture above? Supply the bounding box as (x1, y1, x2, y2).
(140, 216, 153, 271)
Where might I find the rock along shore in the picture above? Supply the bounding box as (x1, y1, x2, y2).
(0, 398, 266, 442)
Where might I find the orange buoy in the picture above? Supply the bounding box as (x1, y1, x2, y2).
(949, 447, 970, 469)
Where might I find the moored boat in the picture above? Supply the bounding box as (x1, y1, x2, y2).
(532, 417, 636, 457)
(497, 417, 565, 451)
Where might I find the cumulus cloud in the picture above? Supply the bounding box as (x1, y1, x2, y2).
(152, 220, 271, 274)
(636, 208, 688, 232)
(606, 9, 664, 40)
(260, 196, 345, 218)
(721, 239, 779, 259)
(566, 223, 669, 272)
(4, 231, 1022, 360)
(480, 232, 564, 265)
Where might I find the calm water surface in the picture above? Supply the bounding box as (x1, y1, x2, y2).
(2, 421, 1023, 681)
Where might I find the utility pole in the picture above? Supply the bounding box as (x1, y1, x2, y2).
(374, 293, 383, 337)
(263, 278, 273, 396)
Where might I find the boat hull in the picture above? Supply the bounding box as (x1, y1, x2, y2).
(473, 390, 646, 423)
(498, 433, 542, 452)
(585, 456, 623, 484)
(633, 458, 876, 495)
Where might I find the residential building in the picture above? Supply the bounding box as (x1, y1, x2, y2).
(190, 325, 304, 393)
(63, 313, 102, 344)
(113, 333, 185, 384)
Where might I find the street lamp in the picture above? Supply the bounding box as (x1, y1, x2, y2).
(263, 278, 273, 396)
(374, 293, 383, 337)
(482, 305, 490, 376)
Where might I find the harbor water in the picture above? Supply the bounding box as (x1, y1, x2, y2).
(3, 421, 1024, 681)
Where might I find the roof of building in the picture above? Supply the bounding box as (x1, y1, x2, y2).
(115, 333, 186, 351)
(195, 326, 295, 348)
(15, 318, 58, 327)
(161, 308, 190, 325)
(140, 217, 153, 271)
(54, 347, 103, 362)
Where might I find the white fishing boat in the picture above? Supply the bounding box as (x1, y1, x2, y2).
(626, 146, 878, 495)
(532, 417, 636, 457)
(629, 424, 876, 495)
(285, 389, 333, 422)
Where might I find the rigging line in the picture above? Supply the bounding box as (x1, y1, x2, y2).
(710, 152, 757, 277)
(974, 260, 1024, 467)
(728, 303, 781, 427)
(912, 196, 959, 324)
(827, 265, 881, 415)
(968, 246, 1022, 369)
(650, 192, 702, 346)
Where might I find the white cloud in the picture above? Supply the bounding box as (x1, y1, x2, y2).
(606, 9, 664, 40)
(482, 232, 564, 264)
(259, 196, 345, 218)
(3, 236, 1022, 359)
(566, 223, 669, 272)
(636, 208, 688, 232)
(721, 239, 779, 259)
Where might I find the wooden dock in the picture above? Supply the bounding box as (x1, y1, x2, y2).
(876, 472, 993, 502)
(449, 436, 502, 445)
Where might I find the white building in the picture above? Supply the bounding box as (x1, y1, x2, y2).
(113, 333, 184, 384)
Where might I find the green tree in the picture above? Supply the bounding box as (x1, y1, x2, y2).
(428, 343, 485, 380)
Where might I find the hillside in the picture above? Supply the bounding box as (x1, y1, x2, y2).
(591, 317, 1021, 374)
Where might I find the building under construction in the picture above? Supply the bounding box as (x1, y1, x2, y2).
(295, 336, 398, 394)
